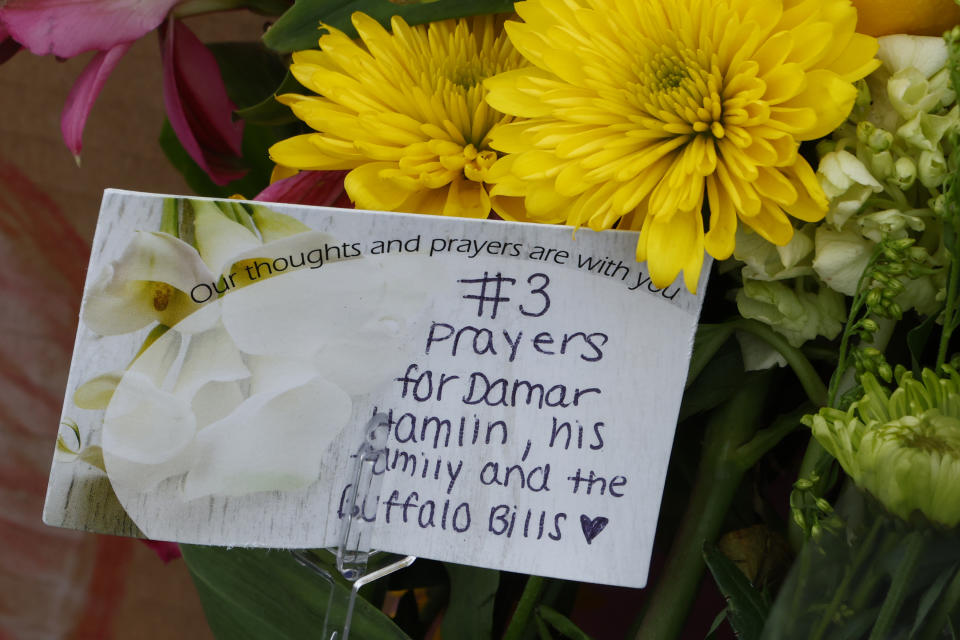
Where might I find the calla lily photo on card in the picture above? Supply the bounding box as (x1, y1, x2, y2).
(12, 0, 960, 638)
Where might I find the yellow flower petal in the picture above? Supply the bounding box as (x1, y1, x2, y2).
(345, 162, 415, 210)
(644, 210, 705, 293)
(444, 178, 490, 218)
(704, 174, 738, 259)
(780, 158, 828, 222)
(269, 134, 358, 171)
(742, 201, 795, 245)
(484, 68, 557, 117)
(777, 69, 858, 139)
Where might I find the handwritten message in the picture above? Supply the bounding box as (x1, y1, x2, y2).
(43, 191, 708, 588)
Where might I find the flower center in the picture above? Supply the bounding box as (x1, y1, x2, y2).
(447, 62, 487, 90)
(651, 54, 689, 91)
(885, 414, 960, 456)
(635, 46, 726, 139)
(150, 282, 174, 312)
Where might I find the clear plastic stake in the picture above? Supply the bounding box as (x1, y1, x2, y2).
(292, 412, 415, 640)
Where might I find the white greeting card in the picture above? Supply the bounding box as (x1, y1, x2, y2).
(44, 189, 709, 588)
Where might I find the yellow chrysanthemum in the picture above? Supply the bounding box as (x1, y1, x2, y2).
(269, 14, 526, 218)
(484, 0, 881, 291)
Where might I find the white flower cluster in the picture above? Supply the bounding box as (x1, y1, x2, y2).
(737, 35, 955, 357)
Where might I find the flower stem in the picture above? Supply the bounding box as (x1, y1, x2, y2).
(734, 403, 811, 470)
(632, 371, 772, 640)
(730, 319, 826, 406)
(917, 563, 960, 640)
(849, 529, 902, 611)
(788, 439, 830, 551)
(503, 576, 546, 640)
(161, 198, 179, 237)
(937, 220, 960, 369)
(827, 243, 885, 406)
(868, 530, 927, 640)
(809, 517, 885, 640)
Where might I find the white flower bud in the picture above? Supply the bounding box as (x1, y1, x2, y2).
(918, 149, 947, 189)
(891, 156, 917, 189)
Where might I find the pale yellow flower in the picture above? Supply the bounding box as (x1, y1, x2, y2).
(484, 0, 880, 291)
(806, 368, 960, 527)
(269, 14, 526, 219)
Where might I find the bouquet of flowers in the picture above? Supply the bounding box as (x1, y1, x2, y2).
(5, 0, 960, 637)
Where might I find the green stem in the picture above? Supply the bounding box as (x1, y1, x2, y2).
(503, 576, 546, 640)
(917, 564, 960, 640)
(685, 324, 735, 389)
(849, 529, 902, 611)
(535, 616, 552, 640)
(868, 531, 927, 640)
(632, 372, 772, 640)
(937, 221, 960, 369)
(809, 517, 885, 640)
(734, 404, 811, 470)
(790, 546, 813, 621)
(827, 244, 885, 407)
(161, 198, 179, 237)
(803, 345, 842, 363)
(730, 319, 827, 406)
(788, 439, 829, 551)
(790, 316, 895, 550)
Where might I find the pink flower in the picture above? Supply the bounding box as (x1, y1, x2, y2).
(0, 0, 178, 58)
(139, 539, 182, 563)
(60, 43, 133, 162)
(161, 17, 246, 185)
(254, 170, 352, 207)
(0, 0, 245, 184)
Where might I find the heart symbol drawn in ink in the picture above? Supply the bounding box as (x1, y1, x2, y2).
(579, 515, 609, 544)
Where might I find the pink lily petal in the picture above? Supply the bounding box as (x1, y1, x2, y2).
(0, 0, 178, 58)
(253, 170, 353, 207)
(0, 22, 22, 65)
(139, 539, 182, 563)
(60, 42, 132, 159)
(161, 17, 246, 186)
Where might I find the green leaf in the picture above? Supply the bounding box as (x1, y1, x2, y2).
(263, 0, 514, 53)
(235, 71, 306, 126)
(679, 338, 744, 422)
(441, 563, 499, 640)
(686, 323, 735, 389)
(704, 609, 728, 640)
(911, 563, 960, 637)
(57, 419, 81, 453)
(181, 546, 411, 640)
(209, 42, 289, 110)
(702, 544, 769, 640)
(536, 605, 592, 640)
